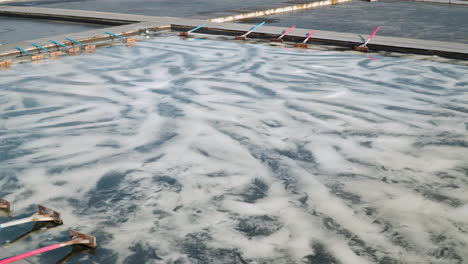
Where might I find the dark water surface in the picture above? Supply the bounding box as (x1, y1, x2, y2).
(0, 36, 467, 263)
(0, 16, 105, 45)
(236, 0, 468, 44)
(4, 0, 316, 18)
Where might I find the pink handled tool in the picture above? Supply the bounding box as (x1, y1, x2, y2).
(294, 29, 316, 48)
(0, 230, 96, 264)
(354, 26, 381, 52)
(271, 25, 297, 43)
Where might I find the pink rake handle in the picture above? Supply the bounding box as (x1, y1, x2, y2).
(279, 25, 296, 39)
(303, 30, 317, 43)
(363, 26, 380, 46)
(0, 243, 63, 264)
(368, 26, 381, 40)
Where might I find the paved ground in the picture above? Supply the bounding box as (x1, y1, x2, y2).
(235, 0, 468, 44)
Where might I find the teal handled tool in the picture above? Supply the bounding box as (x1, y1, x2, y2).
(66, 37, 96, 50)
(50, 40, 68, 49)
(15, 46, 32, 56)
(32, 42, 62, 57)
(31, 43, 50, 53)
(53, 39, 81, 53)
(179, 24, 207, 37)
(66, 37, 84, 46)
(105, 31, 125, 39)
(235, 21, 266, 40)
(105, 32, 137, 44)
(16, 46, 44, 60)
(50, 40, 75, 55)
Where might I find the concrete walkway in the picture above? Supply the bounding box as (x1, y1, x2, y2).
(0, 6, 467, 59)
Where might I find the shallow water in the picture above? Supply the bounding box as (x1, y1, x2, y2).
(0, 36, 467, 264)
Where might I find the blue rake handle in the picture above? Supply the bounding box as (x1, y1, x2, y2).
(50, 40, 68, 48)
(15, 46, 32, 56)
(66, 37, 84, 46)
(245, 21, 266, 35)
(105, 32, 125, 39)
(31, 43, 50, 52)
(188, 24, 206, 33)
